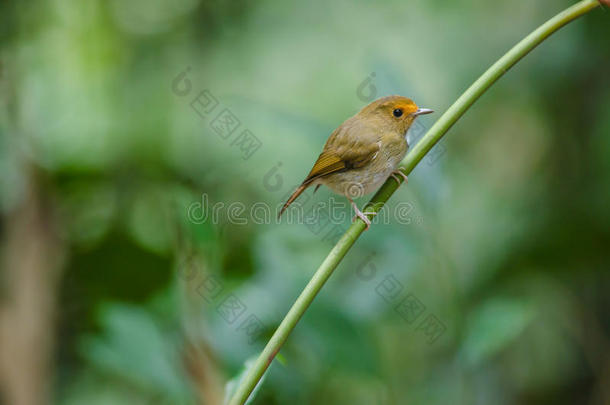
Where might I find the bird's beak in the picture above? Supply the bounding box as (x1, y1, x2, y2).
(413, 108, 434, 116)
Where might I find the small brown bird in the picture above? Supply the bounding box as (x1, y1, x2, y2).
(279, 95, 433, 229)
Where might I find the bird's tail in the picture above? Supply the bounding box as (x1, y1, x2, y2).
(278, 183, 309, 219)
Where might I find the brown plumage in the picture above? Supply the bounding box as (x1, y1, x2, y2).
(279, 95, 433, 228)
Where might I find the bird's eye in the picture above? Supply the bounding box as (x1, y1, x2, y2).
(393, 108, 403, 118)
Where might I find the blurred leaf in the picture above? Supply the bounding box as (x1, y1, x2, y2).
(80, 303, 189, 399)
(126, 185, 173, 254)
(60, 181, 116, 248)
(460, 297, 535, 367)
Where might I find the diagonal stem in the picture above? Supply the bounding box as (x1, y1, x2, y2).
(228, 1, 603, 403)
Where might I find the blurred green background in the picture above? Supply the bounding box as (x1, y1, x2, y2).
(1, 0, 609, 404)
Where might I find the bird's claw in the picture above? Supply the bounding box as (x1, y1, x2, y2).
(348, 198, 376, 230)
(352, 210, 376, 230)
(390, 170, 409, 185)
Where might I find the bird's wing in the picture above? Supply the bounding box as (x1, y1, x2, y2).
(303, 123, 380, 184)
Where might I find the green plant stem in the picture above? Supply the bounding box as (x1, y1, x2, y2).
(228, 1, 602, 403)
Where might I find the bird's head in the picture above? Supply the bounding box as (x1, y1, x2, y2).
(359, 95, 433, 136)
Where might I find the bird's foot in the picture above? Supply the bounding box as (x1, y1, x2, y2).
(349, 200, 375, 230)
(390, 170, 409, 185)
